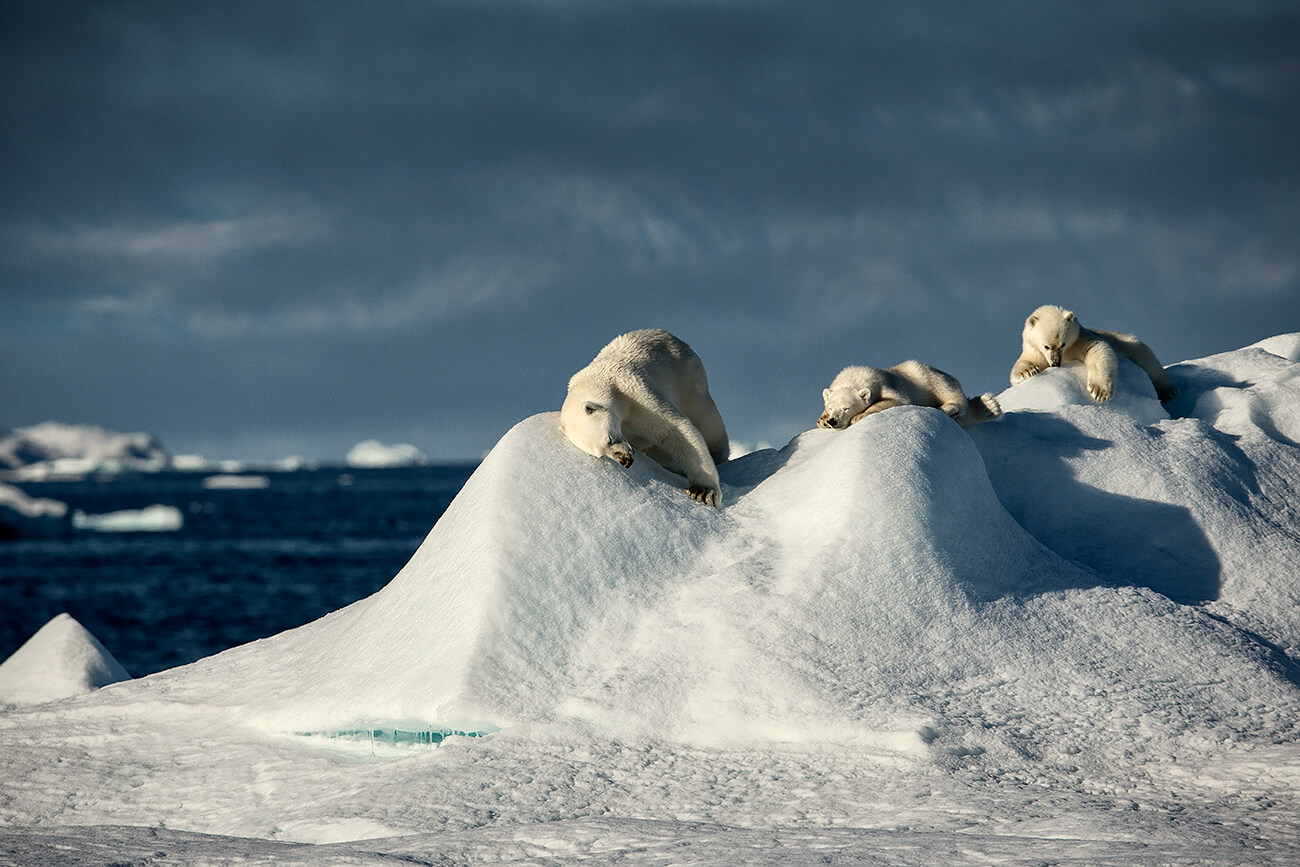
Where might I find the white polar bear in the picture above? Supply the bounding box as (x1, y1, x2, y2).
(561, 329, 730, 507)
(1010, 305, 1180, 403)
(818, 361, 1003, 430)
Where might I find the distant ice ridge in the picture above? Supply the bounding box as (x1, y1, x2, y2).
(0, 422, 168, 478)
(345, 439, 429, 468)
(0, 614, 130, 707)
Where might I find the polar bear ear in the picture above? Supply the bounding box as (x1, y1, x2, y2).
(1063, 310, 1075, 322)
(857, 388, 871, 403)
(822, 388, 832, 403)
(1026, 314, 1038, 328)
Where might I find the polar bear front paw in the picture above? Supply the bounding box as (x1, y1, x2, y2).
(1011, 366, 1039, 384)
(687, 485, 721, 507)
(1088, 380, 1113, 402)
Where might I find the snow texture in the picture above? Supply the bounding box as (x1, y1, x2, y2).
(1, 337, 1299, 864)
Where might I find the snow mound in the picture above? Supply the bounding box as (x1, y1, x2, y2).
(994, 355, 1170, 424)
(1253, 332, 1300, 362)
(117, 344, 1300, 764)
(0, 614, 131, 707)
(344, 440, 428, 468)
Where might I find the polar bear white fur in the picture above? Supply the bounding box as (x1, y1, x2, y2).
(1010, 305, 1179, 403)
(818, 361, 1003, 430)
(561, 329, 730, 507)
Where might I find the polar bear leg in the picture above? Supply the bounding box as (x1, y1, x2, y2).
(1103, 331, 1180, 402)
(850, 397, 907, 424)
(1082, 340, 1119, 403)
(651, 407, 723, 506)
(687, 395, 730, 465)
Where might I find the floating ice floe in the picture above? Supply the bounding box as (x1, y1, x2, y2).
(201, 474, 272, 490)
(0, 481, 69, 538)
(344, 439, 429, 468)
(0, 336, 1299, 863)
(72, 504, 184, 533)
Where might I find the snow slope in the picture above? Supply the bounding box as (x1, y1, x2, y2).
(0, 337, 1298, 864)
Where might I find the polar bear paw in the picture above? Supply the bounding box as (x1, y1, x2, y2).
(1088, 380, 1113, 403)
(1011, 366, 1039, 384)
(687, 485, 721, 507)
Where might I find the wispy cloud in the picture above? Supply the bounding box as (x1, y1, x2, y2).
(21, 211, 331, 264)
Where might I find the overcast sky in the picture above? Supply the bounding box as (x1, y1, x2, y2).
(2, 1, 1297, 462)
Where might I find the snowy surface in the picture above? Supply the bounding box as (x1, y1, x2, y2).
(0, 614, 130, 708)
(1, 337, 1299, 864)
(0, 421, 168, 478)
(344, 439, 429, 469)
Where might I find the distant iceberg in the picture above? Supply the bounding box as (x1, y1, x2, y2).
(72, 504, 184, 533)
(201, 474, 272, 490)
(345, 440, 429, 469)
(0, 480, 70, 539)
(0, 422, 168, 479)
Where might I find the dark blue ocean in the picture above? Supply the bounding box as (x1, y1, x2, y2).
(0, 465, 475, 677)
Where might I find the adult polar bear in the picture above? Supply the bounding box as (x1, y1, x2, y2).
(1011, 304, 1180, 403)
(561, 329, 729, 507)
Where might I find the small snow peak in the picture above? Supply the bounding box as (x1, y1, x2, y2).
(0, 614, 131, 707)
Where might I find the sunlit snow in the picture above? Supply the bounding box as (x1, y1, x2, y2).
(1, 337, 1299, 864)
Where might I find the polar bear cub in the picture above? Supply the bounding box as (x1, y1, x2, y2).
(1011, 305, 1179, 403)
(561, 329, 730, 507)
(818, 361, 1003, 430)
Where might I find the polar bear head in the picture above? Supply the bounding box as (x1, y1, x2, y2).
(560, 396, 635, 467)
(1023, 305, 1080, 367)
(818, 385, 870, 429)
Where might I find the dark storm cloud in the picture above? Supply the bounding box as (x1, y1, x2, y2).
(2, 1, 1297, 459)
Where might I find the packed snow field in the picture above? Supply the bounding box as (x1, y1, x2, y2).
(1, 336, 1299, 864)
